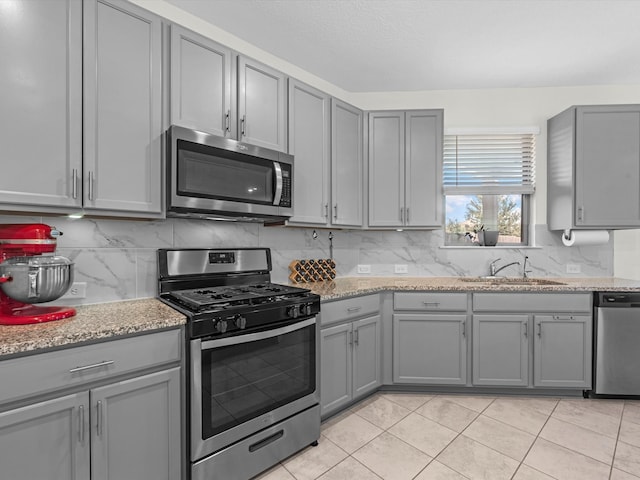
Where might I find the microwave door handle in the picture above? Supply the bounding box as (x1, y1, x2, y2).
(273, 161, 283, 206)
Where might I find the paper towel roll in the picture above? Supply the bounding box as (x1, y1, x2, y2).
(562, 230, 610, 247)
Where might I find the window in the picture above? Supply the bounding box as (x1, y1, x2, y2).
(443, 131, 536, 246)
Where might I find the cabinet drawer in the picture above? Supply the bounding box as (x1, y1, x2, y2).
(473, 293, 592, 313)
(394, 292, 467, 311)
(0, 329, 181, 405)
(321, 294, 379, 326)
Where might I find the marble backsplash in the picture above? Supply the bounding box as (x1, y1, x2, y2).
(0, 215, 613, 305)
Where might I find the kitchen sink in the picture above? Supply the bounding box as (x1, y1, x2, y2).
(460, 277, 567, 286)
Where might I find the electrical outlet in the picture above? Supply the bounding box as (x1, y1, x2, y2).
(64, 282, 87, 299)
(566, 264, 581, 274)
(357, 264, 371, 274)
(394, 264, 408, 274)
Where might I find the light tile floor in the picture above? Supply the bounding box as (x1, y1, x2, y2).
(254, 393, 640, 480)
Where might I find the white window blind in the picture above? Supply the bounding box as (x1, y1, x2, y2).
(443, 133, 536, 194)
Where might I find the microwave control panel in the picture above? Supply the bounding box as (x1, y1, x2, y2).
(280, 164, 292, 207)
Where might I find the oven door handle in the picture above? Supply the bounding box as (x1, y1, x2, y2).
(200, 317, 315, 350)
(273, 161, 283, 206)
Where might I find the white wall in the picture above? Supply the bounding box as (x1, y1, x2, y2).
(131, 0, 640, 280)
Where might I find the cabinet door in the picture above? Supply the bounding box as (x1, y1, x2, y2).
(473, 315, 529, 386)
(534, 315, 592, 388)
(331, 99, 364, 227)
(0, 0, 82, 209)
(393, 314, 467, 385)
(91, 368, 181, 480)
(170, 24, 233, 137)
(406, 110, 443, 227)
(237, 56, 287, 151)
(368, 112, 405, 227)
(320, 323, 353, 417)
(83, 0, 162, 215)
(0, 392, 90, 480)
(575, 105, 640, 227)
(353, 315, 382, 398)
(288, 79, 331, 224)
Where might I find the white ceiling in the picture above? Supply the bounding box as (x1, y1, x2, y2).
(165, 0, 640, 93)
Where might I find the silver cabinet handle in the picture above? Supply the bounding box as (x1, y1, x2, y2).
(523, 322, 528, 338)
(422, 302, 440, 307)
(69, 360, 115, 374)
(241, 115, 246, 137)
(96, 400, 103, 437)
(354, 328, 359, 345)
(88, 171, 95, 201)
(400, 208, 404, 223)
(78, 405, 85, 444)
(333, 204, 338, 220)
(537, 323, 542, 337)
(577, 206, 584, 222)
(347, 306, 362, 313)
(72, 169, 78, 199)
(553, 315, 575, 320)
(225, 110, 230, 133)
(462, 322, 466, 337)
(324, 204, 329, 219)
(348, 331, 353, 346)
(406, 207, 410, 224)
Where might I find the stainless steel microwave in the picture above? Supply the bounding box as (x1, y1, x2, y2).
(166, 126, 293, 222)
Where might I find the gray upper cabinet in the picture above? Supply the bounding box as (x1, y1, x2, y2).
(368, 110, 443, 228)
(331, 99, 364, 227)
(287, 79, 331, 225)
(83, 0, 163, 215)
(548, 104, 640, 229)
(170, 24, 234, 138)
(0, 0, 83, 210)
(237, 56, 287, 152)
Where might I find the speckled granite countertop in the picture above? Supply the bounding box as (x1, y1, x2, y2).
(0, 299, 186, 358)
(304, 277, 640, 301)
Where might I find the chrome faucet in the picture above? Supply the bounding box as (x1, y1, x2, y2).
(489, 258, 521, 277)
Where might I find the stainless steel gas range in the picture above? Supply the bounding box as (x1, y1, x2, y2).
(158, 248, 321, 480)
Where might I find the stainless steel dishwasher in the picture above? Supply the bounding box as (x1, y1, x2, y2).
(594, 292, 640, 396)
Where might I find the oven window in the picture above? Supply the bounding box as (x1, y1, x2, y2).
(201, 323, 316, 439)
(177, 140, 273, 205)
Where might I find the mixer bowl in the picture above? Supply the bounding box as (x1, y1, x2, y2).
(0, 256, 74, 303)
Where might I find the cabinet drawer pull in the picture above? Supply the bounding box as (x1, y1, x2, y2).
(241, 115, 246, 136)
(347, 306, 362, 313)
(225, 110, 230, 133)
(553, 315, 575, 320)
(348, 331, 354, 346)
(72, 169, 78, 199)
(523, 322, 528, 338)
(462, 322, 466, 337)
(422, 302, 440, 307)
(354, 329, 359, 345)
(88, 171, 95, 201)
(324, 203, 329, 219)
(400, 208, 404, 223)
(69, 360, 115, 374)
(406, 207, 410, 224)
(333, 204, 338, 220)
(537, 323, 542, 337)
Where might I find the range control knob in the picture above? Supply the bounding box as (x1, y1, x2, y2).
(287, 306, 299, 319)
(234, 315, 247, 329)
(216, 319, 228, 334)
(300, 303, 313, 316)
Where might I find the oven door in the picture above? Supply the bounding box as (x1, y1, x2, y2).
(190, 316, 319, 461)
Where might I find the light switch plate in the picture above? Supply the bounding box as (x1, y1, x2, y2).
(357, 264, 371, 274)
(394, 264, 408, 274)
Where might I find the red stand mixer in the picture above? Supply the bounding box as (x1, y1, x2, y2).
(0, 224, 76, 325)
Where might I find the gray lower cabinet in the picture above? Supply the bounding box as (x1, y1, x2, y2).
(533, 314, 592, 388)
(472, 314, 529, 386)
(393, 314, 467, 385)
(321, 315, 381, 417)
(0, 392, 90, 480)
(0, 329, 182, 480)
